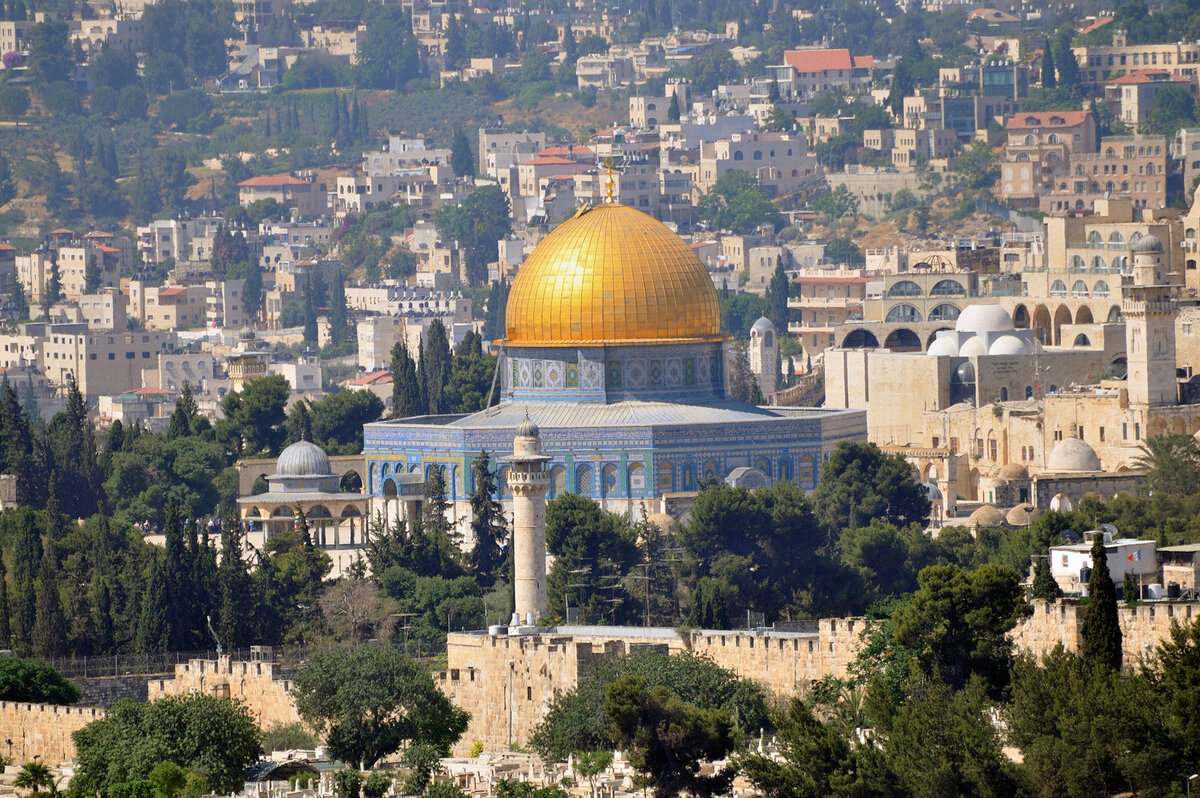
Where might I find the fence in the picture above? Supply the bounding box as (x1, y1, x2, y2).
(32, 636, 448, 680)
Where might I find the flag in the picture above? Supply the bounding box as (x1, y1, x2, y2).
(1127, 550, 1141, 563)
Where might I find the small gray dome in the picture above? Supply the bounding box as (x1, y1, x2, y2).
(750, 316, 776, 336)
(1132, 234, 1163, 254)
(1047, 437, 1102, 472)
(238, 325, 256, 340)
(516, 416, 540, 438)
(276, 440, 331, 477)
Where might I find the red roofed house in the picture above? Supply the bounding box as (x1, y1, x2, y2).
(1105, 69, 1196, 130)
(1000, 111, 1098, 208)
(769, 48, 874, 99)
(516, 156, 589, 198)
(238, 172, 327, 219)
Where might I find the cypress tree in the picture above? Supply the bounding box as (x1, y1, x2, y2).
(302, 275, 318, 345)
(89, 576, 114, 653)
(218, 515, 253, 649)
(162, 502, 190, 650)
(766, 256, 789, 332)
(422, 320, 452, 414)
(0, 552, 10, 650)
(468, 450, 507, 586)
(390, 339, 422, 418)
(1031, 555, 1061, 600)
(11, 510, 42, 653)
(1041, 42, 1056, 89)
(167, 382, 198, 439)
(31, 538, 67, 657)
(42, 256, 62, 312)
(350, 94, 360, 144)
(328, 269, 348, 346)
(1080, 533, 1122, 671)
(135, 554, 169, 653)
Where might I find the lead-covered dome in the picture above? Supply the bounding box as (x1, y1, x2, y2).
(1133, 233, 1163, 254)
(1047, 437, 1102, 472)
(276, 440, 332, 477)
(504, 203, 724, 346)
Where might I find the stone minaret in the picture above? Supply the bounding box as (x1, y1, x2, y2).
(1123, 234, 1179, 407)
(507, 416, 551, 626)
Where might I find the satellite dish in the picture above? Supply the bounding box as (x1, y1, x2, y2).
(1061, 529, 1080, 544)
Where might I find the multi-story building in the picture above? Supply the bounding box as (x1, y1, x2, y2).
(696, 132, 818, 196)
(127, 281, 211, 330)
(1173, 128, 1200, 196)
(1000, 111, 1099, 209)
(206, 278, 249, 329)
(237, 173, 328, 219)
(0, 323, 175, 397)
(1040, 135, 1168, 213)
(787, 267, 868, 357)
(136, 216, 226, 265)
(862, 128, 959, 168)
(768, 48, 874, 99)
(1073, 33, 1200, 86)
(1104, 69, 1194, 131)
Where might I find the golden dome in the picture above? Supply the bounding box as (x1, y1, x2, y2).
(504, 203, 724, 346)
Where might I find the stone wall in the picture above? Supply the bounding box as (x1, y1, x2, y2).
(1010, 599, 1200, 663)
(440, 621, 868, 754)
(146, 655, 301, 729)
(0, 702, 106, 764)
(74, 674, 155, 707)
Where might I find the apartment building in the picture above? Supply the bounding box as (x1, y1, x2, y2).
(237, 173, 327, 219)
(136, 217, 226, 265)
(1000, 111, 1099, 209)
(1040, 135, 1168, 213)
(1104, 69, 1194, 131)
(696, 132, 817, 196)
(768, 48, 874, 99)
(127, 281, 211, 330)
(1073, 34, 1200, 86)
(0, 323, 174, 397)
(788, 267, 868, 357)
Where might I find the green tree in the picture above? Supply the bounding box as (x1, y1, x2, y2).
(957, 140, 1000, 191)
(810, 441, 930, 536)
(31, 538, 68, 657)
(28, 20, 72, 86)
(307, 390, 384, 454)
(450, 127, 475, 178)
(1080, 533, 1122, 672)
(1031, 555, 1061, 600)
(1133, 433, 1200, 499)
(697, 171, 784, 234)
(70, 693, 262, 797)
(604, 674, 736, 798)
(216, 374, 290, 458)
(390, 339, 422, 419)
(291, 643, 469, 769)
(328, 269, 349, 347)
(42, 258, 62, 312)
(433, 185, 511, 285)
(0, 657, 79, 704)
(545, 493, 640, 624)
(738, 697, 858, 798)
(0, 86, 30, 119)
(765, 257, 790, 333)
(217, 515, 253, 649)
(14, 761, 59, 797)
(468, 451, 507, 586)
(1041, 42, 1056, 89)
(893, 563, 1028, 694)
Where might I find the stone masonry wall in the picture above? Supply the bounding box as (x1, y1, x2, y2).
(0, 702, 106, 764)
(146, 655, 301, 729)
(1011, 599, 1200, 663)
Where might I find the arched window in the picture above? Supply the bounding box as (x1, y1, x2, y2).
(1071, 280, 1089, 297)
(887, 280, 923, 297)
(929, 303, 961, 321)
(550, 465, 566, 498)
(930, 279, 965, 295)
(1091, 255, 1106, 272)
(1023, 134, 1034, 146)
(1070, 255, 1086, 272)
(778, 459, 793, 482)
(498, 467, 511, 499)
(752, 150, 763, 160)
(999, 386, 1009, 401)
(1087, 231, 1103, 246)
(575, 464, 594, 495)
(627, 463, 645, 495)
(1093, 280, 1110, 297)
(1049, 133, 1060, 144)
(733, 151, 744, 161)
(656, 462, 674, 493)
(1109, 231, 1125, 245)
(1073, 333, 1092, 347)
(1050, 280, 1068, 296)
(602, 464, 619, 497)
(885, 304, 922, 323)
(798, 456, 815, 487)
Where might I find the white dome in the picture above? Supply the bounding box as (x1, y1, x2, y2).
(959, 336, 988, 357)
(927, 335, 959, 357)
(1047, 437, 1102, 472)
(276, 440, 332, 477)
(988, 334, 1028, 356)
(955, 304, 1015, 334)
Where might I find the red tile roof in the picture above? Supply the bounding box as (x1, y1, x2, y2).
(238, 174, 310, 188)
(51, 228, 73, 235)
(1005, 110, 1093, 129)
(1080, 16, 1114, 34)
(1107, 68, 1189, 85)
(783, 48, 869, 74)
(129, 386, 176, 396)
(349, 369, 392, 386)
(0, 243, 15, 251)
(158, 287, 187, 297)
(536, 145, 594, 158)
(520, 156, 578, 166)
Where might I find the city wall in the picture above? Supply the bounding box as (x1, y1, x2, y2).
(14, 602, 1200, 765)
(147, 655, 302, 728)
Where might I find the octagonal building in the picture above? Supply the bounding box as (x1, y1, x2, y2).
(363, 202, 866, 521)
